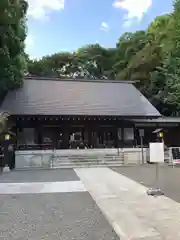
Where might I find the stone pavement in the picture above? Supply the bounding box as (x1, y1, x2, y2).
(0, 169, 119, 240)
(0, 181, 86, 194)
(112, 164, 180, 203)
(75, 167, 180, 240)
(0, 169, 80, 183)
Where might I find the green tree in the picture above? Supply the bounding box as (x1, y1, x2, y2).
(75, 44, 116, 79)
(147, 13, 174, 55)
(27, 44, 116, 79)
(26, 0, 180, 116)
(150, 0, 180, 115)
(115, 31, 149, 80)
(0, 0, 28, 100)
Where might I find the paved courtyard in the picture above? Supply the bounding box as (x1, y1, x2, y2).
(112, 164, 180, 203)
(0, 169, 118, 240)
(76, 167, 180, 240)
(2, 166, 180, 239)
(0, 169, 80, 183)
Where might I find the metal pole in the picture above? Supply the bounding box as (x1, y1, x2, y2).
(140, 136, 144, 164)
(155, 162, 159, 187)
(147, 148, 164, 196)
(117, 129, 120, 156)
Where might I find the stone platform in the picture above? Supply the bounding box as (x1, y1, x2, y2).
(75, 167, 180, 240)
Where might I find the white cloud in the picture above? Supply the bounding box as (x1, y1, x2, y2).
(25, 35, 37, 59)
(100, 21, 109, 32)
(113, 0, 152, 27)
(25, 35, 34, 51)
(27, 0, 65, 20)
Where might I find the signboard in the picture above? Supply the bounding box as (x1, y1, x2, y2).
(43, 137, 52, 143)
(124, 128, 134, 140)
(171, 148, 180, 165)
(150, 142, 164, 163)
(139, 129, 144, 137)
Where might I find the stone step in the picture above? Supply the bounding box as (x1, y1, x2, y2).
(53, 158, 123, 162)
(52, 161, 124, 166)
(53, 158, 124, 162)
(52, 160, 123, 167)
(15, 164, 124, 170)
(53, 160, 123, 163)
(53, 157, 124, 161)
(52, 164, 124, 169)
(15, 160, 124, 170)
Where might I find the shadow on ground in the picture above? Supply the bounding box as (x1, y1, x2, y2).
(112, 164, 180, 203)
(0, 169, 80, 183)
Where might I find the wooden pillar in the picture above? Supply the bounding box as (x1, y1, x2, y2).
(37, 127, 42, 146)
(88, 125, 93, 148)
(117, 127, 123, 149)
(93, 131, 97, 148)
(15, 122, 18, 150)
(121, 128, 124, 148)
(62, 122, 69, 149)
(115, 126, 119, 148)
(132, 122, 136, 146)
(88, 121, 96, 148)
(93, 122, 99, 148)
(84, 127, 88, 148)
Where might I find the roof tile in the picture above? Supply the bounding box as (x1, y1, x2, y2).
(0, 78, 161, 117)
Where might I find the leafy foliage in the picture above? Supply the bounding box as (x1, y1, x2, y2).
(0, 112, 9, 134)
(28, 44, 116, 79)
(148, 0, 180, 115)
(0, 0, 28, 100)
(11, 0, 178, 116)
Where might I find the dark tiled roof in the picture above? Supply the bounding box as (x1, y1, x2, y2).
(0, 78, 161, 117)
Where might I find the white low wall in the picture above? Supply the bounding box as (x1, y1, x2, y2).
(15, 151, 52, 169)
(123, 148, 147, 165)
(15, 148, 148, 169)
(15, 148, 121, 156)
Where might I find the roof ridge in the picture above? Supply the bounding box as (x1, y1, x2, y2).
(24, 76, 136, 84)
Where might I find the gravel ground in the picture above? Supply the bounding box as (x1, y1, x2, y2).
(0, 192, 118, 240)
(0, 169, 79, 183)
(112, 164, 180, 203)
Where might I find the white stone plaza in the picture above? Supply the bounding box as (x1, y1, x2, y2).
(1, 167, 180, 239)
(76, 167, 180, 240)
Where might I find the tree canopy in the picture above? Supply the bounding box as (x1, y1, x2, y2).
(2, 0, 180, 116)
(0, 0, 28, 100)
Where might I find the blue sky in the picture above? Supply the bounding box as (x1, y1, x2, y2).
(26, 0, 174, 59)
